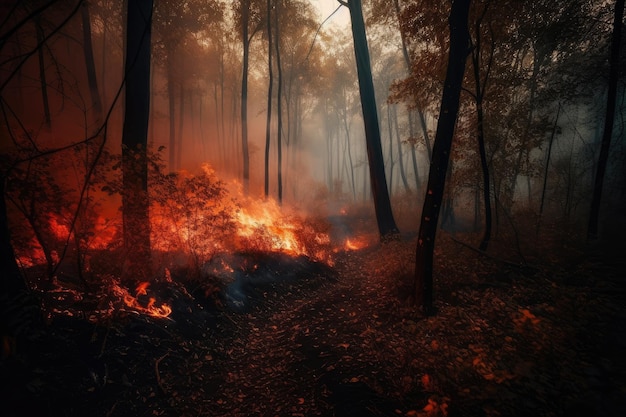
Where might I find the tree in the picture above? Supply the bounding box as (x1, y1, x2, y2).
(468, 2, 493, 251)
(274, 0, 284, 203)
(339, 0, 399, 238)
(80, 0, 103, 124)
(414, 0, 471, 315)
(0, 172, 26, 295)
(587, 0, 624, 241)
(235, 0, 263, 193)
(121, 0, 153, 283)
(264, 0, 274, 198)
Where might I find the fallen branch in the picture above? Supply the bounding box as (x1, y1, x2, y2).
(444, 231, 537, 273)
(155, 351, 170, 394)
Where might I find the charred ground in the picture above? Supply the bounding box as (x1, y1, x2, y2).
(2, 232, 626, 417)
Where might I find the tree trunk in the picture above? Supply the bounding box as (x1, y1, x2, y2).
(414, 0, 471, 315)
(264, 0, 273, 198)
(121, 0, 153, 283)
(587, 0, 624, 241)
(241, 1, 251, 193)
(0, 177, 26, 294)
(538, 103, 561, 226)
(394, 105, 410, 192)
(167, 46, 176, 171)
(347, 0, 399, 238)
(80, 1, 103, 124)
(387, 104, 394, 196)
(471, 15, 492, 251)
(275, 0, 283, 203)
(35, 18, 51, 128)
(177, 81, 184, 170)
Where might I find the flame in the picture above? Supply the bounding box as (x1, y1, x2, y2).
(135, 281, 150, 296)
(116, 281, 172, 318)
(233, 199, 308, 256)
(344, 237, 367, 251)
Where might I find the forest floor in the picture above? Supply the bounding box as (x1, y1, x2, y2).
(2, 229, 626, 417)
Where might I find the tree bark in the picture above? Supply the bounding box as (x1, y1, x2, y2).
(587, 0, 624, 241)
(414, 0, 471, 315)
(121, 0, 153, 283)
(346, 0, 399, 238)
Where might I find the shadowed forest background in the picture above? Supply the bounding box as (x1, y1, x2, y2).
(1, 0, 625, 416)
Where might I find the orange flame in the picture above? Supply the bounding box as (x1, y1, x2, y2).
(234, 199, 308, 255)
(344, 237, 367, 251)
(115, 282, 172, 318)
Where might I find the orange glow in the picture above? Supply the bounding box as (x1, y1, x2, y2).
(48, 214, 70, 240)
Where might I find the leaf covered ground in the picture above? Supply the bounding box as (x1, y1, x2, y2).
(2, 233, 626, 417)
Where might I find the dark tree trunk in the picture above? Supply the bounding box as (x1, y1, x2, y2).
(264, 0, 273, 198)
(539, 103, 561, 221)
(177, 81, 184, 170)
(387, 104, 394, 196)
(393, 105, 410, 192)
(0, 177, 26, 294)
(121, 0, 153, 283)
(587, 0, 624, 241)
(347, 0, 399, 238)
(275, 0, 283, 203)
(241, 0, 251, 193)
(470, 11, 492, 251)
(35, 18, 51, 128)
(80, 1, 103, 123)
(414, 0, 471, 315)
(167, 46, 176, 171)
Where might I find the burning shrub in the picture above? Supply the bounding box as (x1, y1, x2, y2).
(150, 163, 236, 277)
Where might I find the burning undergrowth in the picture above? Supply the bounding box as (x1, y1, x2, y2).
(11, 159, 361, 325)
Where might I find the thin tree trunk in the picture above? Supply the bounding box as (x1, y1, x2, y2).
(347, 0, 399, 238)
(470, 10, 493, 251)
(342, 109, 357, 199)
(177, 81, 184, 170)
(80, 1, 103, 124)
(387, 104, 394, 196)
(241, 1, 251, 193)
(35, 18, 51, 128)
(394, 105, 410, 192)
(414, 0, 471, 315)
(167, 47, 176, 171)
(538, 103, 560, 220)
(264, 0, 273, 198)
(587, 0, 624, 241)
(275, 0, 283, 203)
